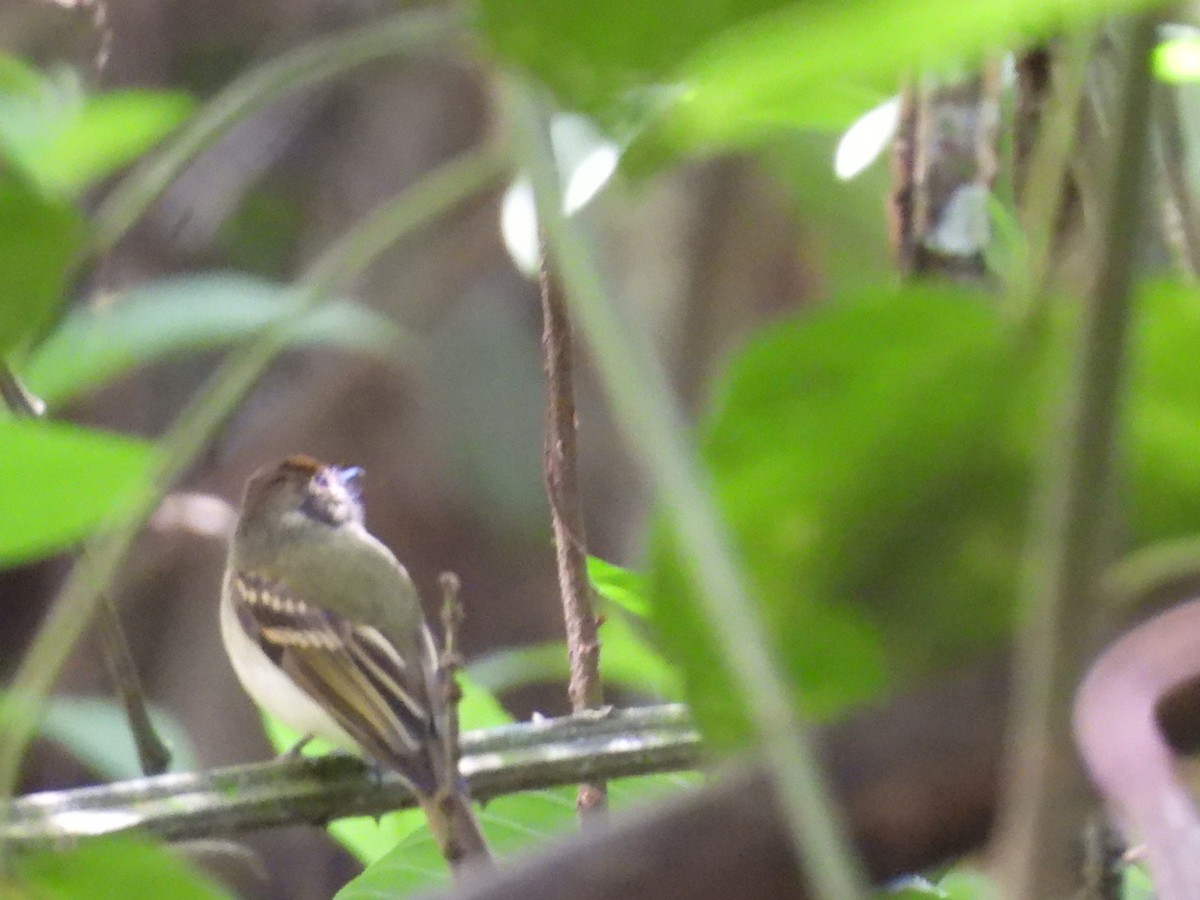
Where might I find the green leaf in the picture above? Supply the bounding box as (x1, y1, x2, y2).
(475, 0, 792, 140)
(0, 56, 192, 195)
(468, 564, 681, 698)
(1128, 281, 1200, 544)
(595, 607, 683, 699)
(664, 0, 1164, 149)
(936, 867, 997, 900)
(32, 91, 194, 196)
(21, 273, 410, 408)
(10, 835, 231, 900)
(881, 891, 942, 899)
(336, 774, 697, 898)
(0, 56, 42, 96)
(39, 696, 197, 780)
(467, 642, 569, 693)
(0, 420, 155, 566)
(0, 171, 82, 356)
(1121, 862, 1155, 900)
(480, 0, 1164, 158)
(469, 626, 681, 700)
(648, 286, 1044, 748)
(458, 671, 515, 730)
(588, 555, 649, 616)
(327, 811, 429, 868)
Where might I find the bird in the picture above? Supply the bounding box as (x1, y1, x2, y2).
(219, 454, 489, 868)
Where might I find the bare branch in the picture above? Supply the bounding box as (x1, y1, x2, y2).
(538, 241, 608, 820)
(2, 706, 697, 848)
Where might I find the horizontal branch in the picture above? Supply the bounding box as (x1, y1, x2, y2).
(2, 705, 698, 848)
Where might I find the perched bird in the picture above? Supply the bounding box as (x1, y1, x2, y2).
(220, 455, 489, 868)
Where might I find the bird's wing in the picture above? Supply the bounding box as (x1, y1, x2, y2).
(230, 570, 439, 793)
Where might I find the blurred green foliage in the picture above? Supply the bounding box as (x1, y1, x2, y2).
(0, 172, 81, 357)
(639, 278, 1200, 751)
(0, 420, 156, 566)
(9, 835, 230, 899)
(644, 287, 1038, 744)
(39, 696, 197, 780)
(0, 55, 192, 198)
(476, 0, 1164, 160)
(2, 0, 1197, 894)
(1127, 281, 1200, 543)
(336, 775, 699, 899)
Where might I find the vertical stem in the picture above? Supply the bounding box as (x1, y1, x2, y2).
(95, 596, 172, 776)
(507, 79, 868, 898)
(889, 65, 1002, 280)
(994, 15, 1155, 899)
(538, 243, 608, 821)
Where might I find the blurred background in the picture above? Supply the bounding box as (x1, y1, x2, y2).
(0, 1, 884, 896)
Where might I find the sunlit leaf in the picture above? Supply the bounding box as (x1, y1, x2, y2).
(936, 867, 998, 900)
(596, 607, 682, 699)
(10, 835, 230, 900)
(480, 0, 1164, 159)
(336, 775, 697, 898)
(0, 56, 192, 195)
(476, 0, 790, 139)
(0, 420, 155, 566)
(1128, 281, 1200, 544)
(0, 171, 82, 355)
(667, 0, 1164, 148)
(588, 555, 649, 616)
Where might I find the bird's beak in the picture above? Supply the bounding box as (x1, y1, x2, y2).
(336, 466, 365, 490)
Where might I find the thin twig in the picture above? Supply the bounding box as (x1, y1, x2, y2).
(438, 571, 465, 781)
(1, 706, 698, 848)
(1, 362, 171, 777)
(993, 15, 1156, 899)
(537, 239, 608, 821)
(506, 80, 869, 898)
(94, 597, 172, 776)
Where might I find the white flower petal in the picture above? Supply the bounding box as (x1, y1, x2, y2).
(834, 97, 900, 181)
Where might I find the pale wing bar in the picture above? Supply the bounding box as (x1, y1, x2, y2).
(232, 572, 436, 791)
